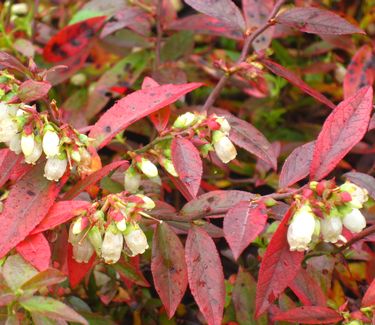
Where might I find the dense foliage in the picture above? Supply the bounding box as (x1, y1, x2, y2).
(0, 0, 374, 324)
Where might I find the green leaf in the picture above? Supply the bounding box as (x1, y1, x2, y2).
(69, 10, 105, 25)
(160, 31, 194, 63)
(2, 255, 37, 291)
(20, 296, 88, 325)
(21, 269, 66, 292)
(113, 261, 149, 287)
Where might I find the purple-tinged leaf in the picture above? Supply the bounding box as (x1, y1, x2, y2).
(18, 80, 51, 103)
(276, 7, 364, 35)
(273, 306, 343, 324)
(279, 141, 315, 188)
(310, 86, 373, 180)
(185, 226, 225, 325)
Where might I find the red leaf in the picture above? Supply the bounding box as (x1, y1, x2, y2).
(362, 278, 375, 307)
(289, 268, 326, 306)
(0, 162, 65, 259)
(168, 14, 243, 40)
(114, 259, 150, 287)
(261, 59, 335, 109)
(0, 51, 28, 74)
(344, 172, 375, 200)
(168, 173, 194, 201)
(185, 226, 225, 325)
(16, 233, 51, 272)
(255, 206, 304, 318)
(224, 201, 267, 260)
(179, 190, 255, 220)
(0, 149, 24, 188)
(67, 244, 96, 288)
(279, 141, 315, 188)
(149, 107, 171, 133)
(211, 108, 277, 169)
(275, 7, 364, 35)
(88, 82, 202, 149)
(31, 201, 90, 234)
(43, 16, 106, 62)
(100, 8, 144, 38)
(184, 0, 245, 32)
(344, 45, 375, 99)
(310, 86, 373, 180)
(151, 223, 188, 318)
(242, 0, 275, 51)
(18, 80, 51, 103)
(62, 160, 128, 200)
(171, 137, 202, 199)
(273, 306, 343, 324)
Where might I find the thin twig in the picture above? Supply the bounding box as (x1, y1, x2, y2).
(32, 0, 40, 42)
(154, 0, 163, 72)
(202, 0, 285, 111)
(334, 223, 375, 254)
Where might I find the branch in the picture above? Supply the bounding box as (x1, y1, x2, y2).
(153, 0, 163, 71)
(202, 0, 285, 111)
(334, 223, 375, 254)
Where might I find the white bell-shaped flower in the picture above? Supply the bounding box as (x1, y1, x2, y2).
(73, 238, 94, 263)
(0, 118, 19, 143)
(8, 134, 21, 154)
(124, 166, 141, 193)
(124, 225, 149, 256)
(42, 130, 60, 158)
(135, 194, 155, 210)
(44, 156, 67, 181)
(212, 131, 237, 164)
(321, 216, 343, 243)
(287, 205, 316, 251)
(340, 181, 368, 209)
(21, 134, 35, 157)
(343, 209, 366, 233)
(101, 229, 124, 264)
(137, 158, 158, 178)
(24, 141, 42, 164)
(172, 112, 197, 129)
(216, 116, 231, 135)
(116, 218, 127, 232)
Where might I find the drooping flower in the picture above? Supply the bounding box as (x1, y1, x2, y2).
(101, 229, 124, 264)
(21, 133, 35, 157)
(124, 166, 141, 193)
(212, 130, 237, 164)
(42, 129, 60, 158)
(124, 224, 149, 256)
(321, 216, 343, 243)
(24, 141, 42, 164)
(343, 208, 366, 233)
(172, 112, 197, 129)
(72, 238, 94, 263)
(340, 181, 368, 209)
(287, 204, 316, 251)
(137, 158, 158, 178)
(44, 156, 67, 181)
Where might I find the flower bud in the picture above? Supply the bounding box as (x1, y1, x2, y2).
(70, 73, 87, 86)
(21, 133, 35, 157)
(11, 3, 28, 15)
(321, 216, 342, 243)
(340, 181, 368, 209)
(216, 116, 231, 135)
(24, 141, 42, 164)
(42, 129, 60, 158)
(172, 112, 197, 129)
(212, 131, 237, 164)
(88, 225, 103, 255)
(287, 205, 316, 251)
(124, 166, 141, 193)
(124, 224, 149, 256)
(116, 218, 127, 232)
(71, 150, 81, 163)
(73, 238, 94, 263)
(101, 229, 124, 264)
(137, 158, 158, 178)
(44, 156, 67, 181)
(162, 159, 178, 177)
(136, 194, 155, 210)
(343, 209, 366, 233)
(8, 134, 21, 154)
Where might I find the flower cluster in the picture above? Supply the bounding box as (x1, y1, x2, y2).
(0, 102, 91, 181)
(69, 192, 154, 264)
(123, 112, 237, 193)
(287, 180, 369, 252)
